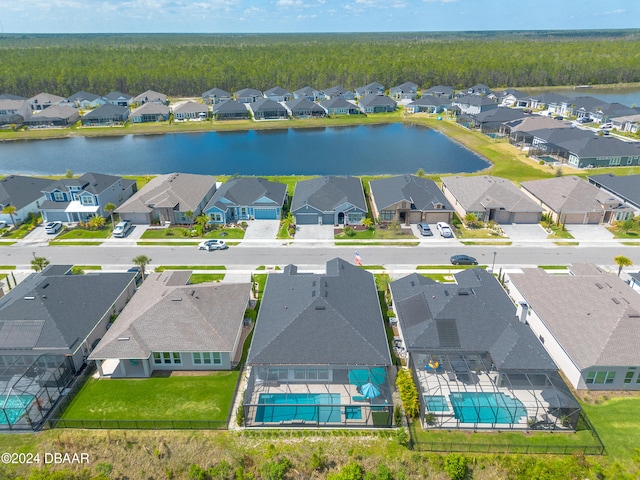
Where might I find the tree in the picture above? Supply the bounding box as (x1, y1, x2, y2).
(132, 255, 152, 280)
(87, 214, 106, 230)
(195, 213, 209, 233)
(31, 256, 50, 272)
(185, 210, 194, 228)
(65, 169, 74, 178)
(1, 205, 17, 226)
(104, 202, 117, 227)
(614, 255, 633, 277)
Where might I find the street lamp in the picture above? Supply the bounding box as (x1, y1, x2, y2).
(492, 251, 497, 273)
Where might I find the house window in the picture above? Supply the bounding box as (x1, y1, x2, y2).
(53, 191, 65, 201)
(317, 369, 329, 380)
(154, 352, 182, 365)
(609, 157, 621, 166)
(347, 213, 362, 223)
(380, 210, 394, 222)
(210, 213, 223, 223)
(80, 196, 94, 206)
(294, 369, 306, 380)
(586, 371, 616, 384)
(212, 352, 221, 364)
(624, 371, 635, 384)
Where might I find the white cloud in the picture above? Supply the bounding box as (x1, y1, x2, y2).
(602, 9, 625, 15)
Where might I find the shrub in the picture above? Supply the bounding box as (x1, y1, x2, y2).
(261, 458, 292, 480)
(344, 226, 356, 237)
(236, 402, 245, 426)
(395, 368, 419, 418)
(444, 453, 467, 480)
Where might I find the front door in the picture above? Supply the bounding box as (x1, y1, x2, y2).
(338, 212, 345, 225)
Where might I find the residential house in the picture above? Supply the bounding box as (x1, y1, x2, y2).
(509, 264, 640, 391)
(358, 94, 397, 114)
(291, 176, 367, 225)
(465, 84, 494, 96)
(80, 104, 129, 126)
(0, 265, 138, 371)
(39, 172, 137, 223)
(441, 175, 543, 224)
(234, 88, 262, 104)
(202, 87, 231, 105)
(319, 97, 360, 115)
(610, 113, 640, 133)
(132, 90, 168, 106)
(0, 94, 26, 100)
(369, 175, 453, 225)
(520, 175, 634, 224)
(423, 85, 455, 98)
(115, 172, 217, 225)
(204, 177, 287, 224)
(319, 86, 355, 101)
(129, 102, 170, 123)
(0, 99, 31, 126)
(263, 86, 293, 103)
(589, 102, 638, 124)
(355, 82, 385, 99)
(284, 98, 326, 118)
(243, 258, 393, 428)
(452, 94, 498, 115)
(212, 100, 249, 120)
(525, 126, 595, 161)
(389, 269, 577, 430)
(504, 116, 573, 148)
(293, 86, 320, 102)
(389, 82, 418, 101)
(405, 96, 449, 114)
(528, 92, 569, 114)
(558, 96, 604, 119)
(102, 91, 133, 107)
(27, 93, 64, 111)
(171, 101, 209, 121)
(90, 271, 250, 378)
(63, 91, 104, 109)
(24, 105, 80, 127)
(249, 98, 288, 120)
(496, 88, 531, 108)
(543, 132, 640, 168)
(588, 173, 640, 212)
(629, 272, 640, 294)
(471, 107, 529, 134)
(0, 175, 51, 225)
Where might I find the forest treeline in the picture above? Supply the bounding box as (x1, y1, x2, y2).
(1, 31, 640, 98)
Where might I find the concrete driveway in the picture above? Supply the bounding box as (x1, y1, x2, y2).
(501, 224, 549, 241)
(566, 224, 614, 242)
(294, 225, 334, 241)
(243, 220, 281, 240)
(21, 224, 60, 245)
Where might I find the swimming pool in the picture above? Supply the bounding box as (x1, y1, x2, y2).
(0, 395, 35, 425)
(449, 392, 527, 424)
(255, 393, 341, 423)
(424, 395, 449, 412)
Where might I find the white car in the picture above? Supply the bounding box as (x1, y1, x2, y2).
(112, 220, 132, 238)
(44, 221, 63, 234)
(198, 239, 228, 251)
(436, 221, 453, 238)
(600, 123, 613, 130)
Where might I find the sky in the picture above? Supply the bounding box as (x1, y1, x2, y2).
(0, 0, 638, 34)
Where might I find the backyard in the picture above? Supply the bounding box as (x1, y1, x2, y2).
(61, 373, 238, 422)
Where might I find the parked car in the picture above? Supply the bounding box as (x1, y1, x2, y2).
(0, 221, 7, 230)
(577, 117, 590, 124)
(450, 254, 478, 265)
(112, 220, 132, 238)
(198, 239, 228, 251)
(436, 221, 453, 238)
(417, 223, 433, 236)
(44, 221, 62, 234)
(600, 123, 613, 129)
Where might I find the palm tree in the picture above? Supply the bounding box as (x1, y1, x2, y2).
(132, 255, 152, 281)
(31, 256, 50, 272)
(2, 205, 17, 226)
(614, 255, 633, 277)
(185, 210, 194, 228)
(104, 202, 117, 228)
(87, 214, 106, 230)
(195, 213, 209, 234)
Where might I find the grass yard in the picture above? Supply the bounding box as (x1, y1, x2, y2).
(62, 373, 238, 422)
(335, 227, 415, 240)
(57, 228, 113, 239)
(189, 273, 225, 283)
(141, 227, 245, 240)
(453, 226, 507, 239)
(155, 265, 227, 272)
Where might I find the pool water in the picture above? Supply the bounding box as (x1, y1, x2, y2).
(344, 406, 362, 420)
(0, 395, 35, 425)
(424, 395, 449, 412)
(255, 393, 341, 423)
(449, 392, 527, 424)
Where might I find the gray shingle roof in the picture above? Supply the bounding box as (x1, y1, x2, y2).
(202, 87, 230, 98)
(291, 176, 366, 213)
(172, 101, 208, 114)
(116, 173, 216, 214)
(263, 86, 290, 97)
(133, 90, 167, 104)
(285, 98, 326, 114)
(0, 175, 51, 211)
(81, 104, 129, 120)
(250, 98, 287, 114)
(130, 103, 170, 116)
(319, 97, 357, 110)
(589, 174, 640, 209)
(358, 94, 396, 108)
(204, 177, 287, 211)
(0, 268, 136, 353)
(212, 100, 248, 115)
(102, 91, 132, 101)
(390, 269, 556, 371)
(66, 91, 100, 102)
(90, 271, 250, 360)
(509, 264, 640, 369)
(442, 175, 543, 214)
(369, 175, 453, 212)
(44, 172, 125, 196)
(247, 258, 391, 366)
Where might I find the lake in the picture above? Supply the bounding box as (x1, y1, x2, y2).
(0, 123, 490, 176)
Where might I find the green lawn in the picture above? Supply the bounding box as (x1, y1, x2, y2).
(155, 265, 227, 272)
(62, 373, 239, 421)
(57, 228, 112, 239)
(2, 224, 34, 239)
(141, 227, 245, 240)
(189, 273, 225, 283)
(335, 227, 416, 240)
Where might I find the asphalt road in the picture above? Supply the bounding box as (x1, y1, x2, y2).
(2, 243, 639, 270)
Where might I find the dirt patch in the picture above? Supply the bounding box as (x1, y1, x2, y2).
(574, 389, 640, 405)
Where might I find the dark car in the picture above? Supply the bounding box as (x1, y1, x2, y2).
(417, 223, 433, 236)
(450, 254, 478, 265)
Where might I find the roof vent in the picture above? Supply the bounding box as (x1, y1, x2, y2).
(458, 289, 469, 296)
(315, 305, 326, 310)
(117, 337, 130, 341)
(595, 283, 604, 289)
(24, 296, 36, 300)
(41, 283, 49, 289)
(171, 297, 182, 301)
(611, 297, 620, 305)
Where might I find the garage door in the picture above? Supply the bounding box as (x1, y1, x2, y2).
(295, 213, 319, 225)
(254, 208, 278, 220)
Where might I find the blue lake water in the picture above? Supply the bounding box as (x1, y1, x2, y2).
(0, 123, 490, 176)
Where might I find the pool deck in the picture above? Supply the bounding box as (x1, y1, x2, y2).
(417, 368, 563, 430)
